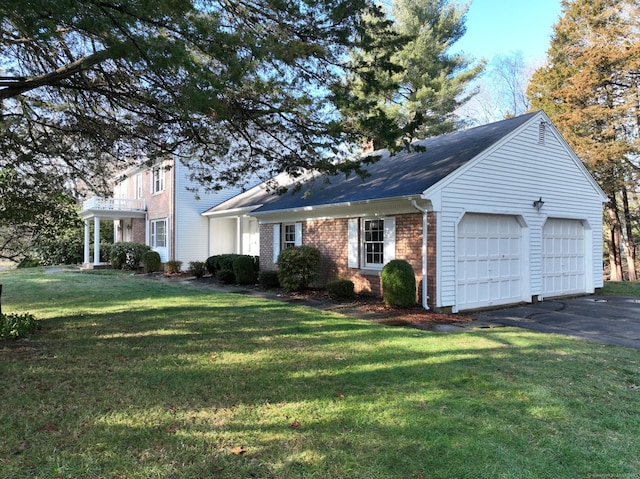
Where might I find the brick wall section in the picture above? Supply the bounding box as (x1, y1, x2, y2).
(260, 213, 435, 303)
(303, 218, 349, 285)
(426, 212, 437, 308)
(259, 225, 275, 271)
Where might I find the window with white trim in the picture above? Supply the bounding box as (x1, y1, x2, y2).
(283, 224, 298, 249)
(150, 219, 167, 248)
(272, 222, 302, 263)
(135, 173, 143, 199)
(348, 216, 395, 269)
(151, 168, 165, 194)
(363, 219, 384, 266)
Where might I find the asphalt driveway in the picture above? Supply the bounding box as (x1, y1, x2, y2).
(472, 295, 640, 349)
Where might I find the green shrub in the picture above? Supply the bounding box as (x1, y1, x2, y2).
(0, 312, 40, 340)
(233, 256, 258, 285)
(142, 251, 161, 273)
(205, 256, 218, 275)
(164, 260, 183, 274)
(109, 242, 151, 270)
(17, 258, 41, 269)
(259, 270, 280, 289)
(327, 279, 355, 299)
(216, 269, 235, 284)
(381, 259, 416, 308)
(189, 261, 207, 279)
(277, 245, 320, 292)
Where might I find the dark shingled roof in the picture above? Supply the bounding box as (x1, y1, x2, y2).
(211, 111, 538, 214)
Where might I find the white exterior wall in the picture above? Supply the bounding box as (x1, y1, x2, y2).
(174, 162, 254, 266)
(427, 114, 605, 310)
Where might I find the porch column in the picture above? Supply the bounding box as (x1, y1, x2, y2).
(236, 216, 244, 254)
(93, 217, 101, 265)
(84, 220, 90, 264)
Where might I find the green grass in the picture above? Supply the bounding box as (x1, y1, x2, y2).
(601, 280, 640, 296)
(1, 270, 639, 479)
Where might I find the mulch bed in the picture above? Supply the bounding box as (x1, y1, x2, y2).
(161, 273, 475, 326)
(273, 289, 475, 326)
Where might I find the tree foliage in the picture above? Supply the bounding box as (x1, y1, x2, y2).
(0, 168, 81, 262)
(1, 0, 422, 195)
(528, 0, 640, 280)
(343, 0, 483, 147)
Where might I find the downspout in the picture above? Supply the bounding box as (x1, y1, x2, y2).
(411, 200, 430, 310)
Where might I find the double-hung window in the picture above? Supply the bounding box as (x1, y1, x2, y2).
(135, 173, 143, 199)
(152, 168, 165, 194)
(348, 216, 395, 269)
(363, 219, 385, 267)
(151, 219, 167, 248)
(273, 222, 302, 262)
(283, 224, 298, 249)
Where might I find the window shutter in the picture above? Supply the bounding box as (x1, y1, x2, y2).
(294, 222, 302, 246)
(348, 218, 359, 268)
(273, 224, 280, 263)
(383, 216, 395, 264)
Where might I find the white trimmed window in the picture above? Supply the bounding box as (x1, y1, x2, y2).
(151, 167, 165, 194)
(150, 219, 167, 248)
(348, 217, 395, 269)
(273, 222, 302, 262)
(283, 224, 298, 249)
(135, 173, 143, 199)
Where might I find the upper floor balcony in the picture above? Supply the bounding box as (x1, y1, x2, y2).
(79, 196, 147, 220)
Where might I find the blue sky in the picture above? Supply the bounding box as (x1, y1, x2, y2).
(453, 0, 563, 65)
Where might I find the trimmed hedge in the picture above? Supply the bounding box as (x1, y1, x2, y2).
(142, 251, 161, 273)
(277, 246, 320, 292)
(326, 279, 355, 299)
(164, 260, 183, 274)
(258, 270, 280, 289)
(233, 255, 258, 285)
(381, 259, 416, 308)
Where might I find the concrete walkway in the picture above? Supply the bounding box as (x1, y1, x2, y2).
(471, 295, 640, 349)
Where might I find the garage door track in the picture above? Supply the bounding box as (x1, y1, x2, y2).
(472, 295, 640, 349)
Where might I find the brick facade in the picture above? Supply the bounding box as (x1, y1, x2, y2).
(262, 212, 437, 307)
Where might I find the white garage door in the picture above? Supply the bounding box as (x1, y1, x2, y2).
(457, 214, 523, 310)
(543, 218, 585, 297)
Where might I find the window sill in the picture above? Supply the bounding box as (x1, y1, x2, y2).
(357, 268, 383, 276)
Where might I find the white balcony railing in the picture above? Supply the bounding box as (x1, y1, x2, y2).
(82, 196, 146, 212)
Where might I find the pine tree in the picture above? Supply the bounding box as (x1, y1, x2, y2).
(340, 0, 484, 150)
(528, 0, 640, 281)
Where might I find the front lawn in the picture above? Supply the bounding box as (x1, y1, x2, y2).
(1, 269, 639, 478)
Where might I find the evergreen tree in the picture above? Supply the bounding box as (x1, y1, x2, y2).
(341, 0, 484, 149)
(0, 0, 410, 195)
(528, 0, 640, 281)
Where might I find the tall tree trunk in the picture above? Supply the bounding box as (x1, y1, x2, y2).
(622, 186, 638, 280)
(607, 196, 624, 281)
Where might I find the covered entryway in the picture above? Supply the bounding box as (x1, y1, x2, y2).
(542, 218, 586, 297)
(456, 213, 524, 310)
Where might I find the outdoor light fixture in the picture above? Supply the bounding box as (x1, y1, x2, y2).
(126, 223, 132, 231)
(533, 197, 545, 210)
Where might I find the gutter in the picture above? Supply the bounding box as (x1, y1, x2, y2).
(411, 200, 430, 311)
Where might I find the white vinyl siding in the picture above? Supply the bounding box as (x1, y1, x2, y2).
(429, 116, 604, 311)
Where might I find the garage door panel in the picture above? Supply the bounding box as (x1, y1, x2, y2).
(457, 214, 523, 310)
(543, 218, 585, 297)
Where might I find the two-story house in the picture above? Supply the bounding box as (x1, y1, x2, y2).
(79, 158, 259, 268)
